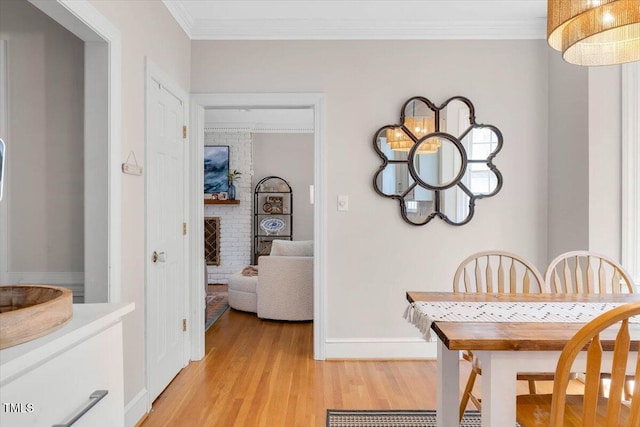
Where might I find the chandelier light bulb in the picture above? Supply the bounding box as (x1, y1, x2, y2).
(602, 11, 614, 24)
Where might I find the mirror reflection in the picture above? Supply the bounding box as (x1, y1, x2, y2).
(463, 163, 499, 196)
(381, 126, 416, 154)
(403, 100, 437, 139)
(412, 136, 463, 188)
(441, 98, 472, 138)
(440, 185, 472, 224)
(403, 193, 435, 225)
(461, 126, 500, 161)
(375, 162, 413, 196)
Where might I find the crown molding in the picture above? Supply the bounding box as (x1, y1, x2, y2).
(161, 0, 194, 38)
(189, 18, 546, 40)
(161, 0, 547, 41)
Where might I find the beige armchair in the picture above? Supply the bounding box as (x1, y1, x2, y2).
(256, 240, 313, 321)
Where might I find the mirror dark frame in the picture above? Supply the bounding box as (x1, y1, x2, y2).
(372, 96, 503, 226)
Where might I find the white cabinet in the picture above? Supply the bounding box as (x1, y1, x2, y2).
(0, 303, 134, 427)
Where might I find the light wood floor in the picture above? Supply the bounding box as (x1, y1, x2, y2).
(141, 308, 579, 427)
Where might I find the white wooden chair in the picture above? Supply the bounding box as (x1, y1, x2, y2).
(516, 301, 640, 427)
(545, 250, 635, 295)
(454, 251, 546, 421)
(545, 250, 636, 399)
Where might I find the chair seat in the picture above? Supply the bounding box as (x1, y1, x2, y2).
(516, 394, 631, 427)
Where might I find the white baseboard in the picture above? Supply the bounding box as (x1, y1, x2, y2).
(324, 337, 437, 359)
(125, 388, 148, 427)
(5, 272, 84, 300)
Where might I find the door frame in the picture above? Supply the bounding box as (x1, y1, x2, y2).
(189, 93, 327, 360)
(144, 57, 191, 410)
(0, 0, 121, 301)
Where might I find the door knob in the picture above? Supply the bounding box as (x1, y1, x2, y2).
(152, 251, 167, 263)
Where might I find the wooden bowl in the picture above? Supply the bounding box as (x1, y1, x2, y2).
(0, 285, 73, 349)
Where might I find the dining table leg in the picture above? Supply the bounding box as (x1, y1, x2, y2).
(476, 351, 518, 427)
(436, 338, 459, 427)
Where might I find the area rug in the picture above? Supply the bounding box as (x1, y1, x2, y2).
(326, 410, 519, 427)
(205, 284, 228, 331)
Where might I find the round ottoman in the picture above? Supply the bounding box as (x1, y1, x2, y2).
(228, 272, 258, 313)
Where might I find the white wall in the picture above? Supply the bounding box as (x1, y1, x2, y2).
(192, 40, 549, 356)
(588, 66, 622, 260)
(547, 51, 589, 260)
(252, 133, 314, 241)
(0, 0, 84, 297)
(204, 131, 252, 283)
(89, 0, 191, 414)
(547, 50, 623, 263)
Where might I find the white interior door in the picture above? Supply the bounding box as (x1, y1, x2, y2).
(147, 78, 186, 402)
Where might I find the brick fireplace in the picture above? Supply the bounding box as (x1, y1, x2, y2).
(204, 131, 253, 284)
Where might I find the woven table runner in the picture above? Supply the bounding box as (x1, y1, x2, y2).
(404, 301, 635, 340)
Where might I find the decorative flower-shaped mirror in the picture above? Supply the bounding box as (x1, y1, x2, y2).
(373, 96, 503, 226)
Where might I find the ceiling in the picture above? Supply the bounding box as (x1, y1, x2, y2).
(162, 0, 548, 40)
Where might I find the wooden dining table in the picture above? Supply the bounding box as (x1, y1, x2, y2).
(406, 291, 640, 427)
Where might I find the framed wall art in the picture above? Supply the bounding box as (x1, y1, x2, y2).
(203, 145, 229, 194)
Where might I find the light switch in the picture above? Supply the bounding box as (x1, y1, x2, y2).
(337, 195, 349, 211)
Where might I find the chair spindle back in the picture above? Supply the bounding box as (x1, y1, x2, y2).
(545, 251, 634, 295)
(453, 251, 545, 294)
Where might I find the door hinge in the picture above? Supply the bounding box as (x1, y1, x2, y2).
(183, 125, 187, 139)
(183, 319, 187, 332)
(183, 222, 187, 235)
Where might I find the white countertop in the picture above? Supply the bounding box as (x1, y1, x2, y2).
(0, 302, 134, 386)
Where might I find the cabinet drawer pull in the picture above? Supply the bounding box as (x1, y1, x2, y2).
(52, 390, 108, 427)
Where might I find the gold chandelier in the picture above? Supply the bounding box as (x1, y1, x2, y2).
(547, 0, 640, 66)
(386, 117, 441, 154)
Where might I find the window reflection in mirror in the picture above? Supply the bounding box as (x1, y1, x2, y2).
(461, 127, 500, 196)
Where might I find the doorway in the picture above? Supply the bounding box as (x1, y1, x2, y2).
(202, 108, 315, 331)
(0, 0, 120, 302)
(189, 93, 327, 361)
